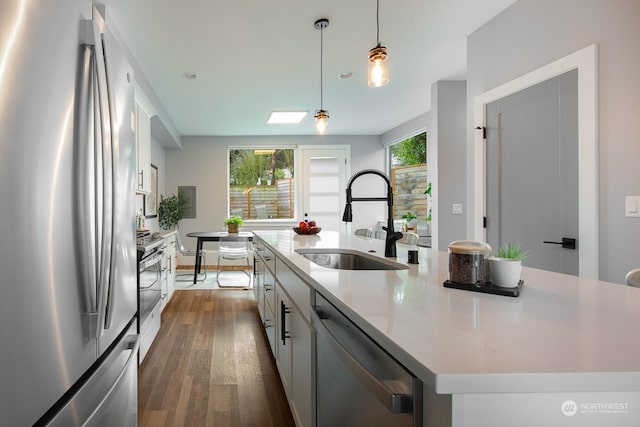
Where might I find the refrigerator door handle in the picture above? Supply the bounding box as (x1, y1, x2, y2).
(90, 19, 115, 333)
(78, 24, 100, 334)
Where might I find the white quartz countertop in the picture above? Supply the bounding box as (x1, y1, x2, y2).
(254, 230, 640, 395)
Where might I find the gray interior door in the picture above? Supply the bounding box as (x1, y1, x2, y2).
(486, 69, 578, 275)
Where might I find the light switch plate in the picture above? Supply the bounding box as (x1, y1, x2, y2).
(625, 196, 640, 217)
(452, 204, 463, 215)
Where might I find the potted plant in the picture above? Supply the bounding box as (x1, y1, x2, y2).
(158, 193, 185, 230)
(488, 243, 527, 288)
(224, 215, 244, 233)
(402, 211, 418, 231)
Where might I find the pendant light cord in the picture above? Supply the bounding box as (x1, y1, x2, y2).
(320, 25, 324, 109)
(376, 0, 380, 46)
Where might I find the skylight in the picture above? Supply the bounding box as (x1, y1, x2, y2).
(267, 111, 307, 124)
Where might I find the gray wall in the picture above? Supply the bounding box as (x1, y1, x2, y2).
(381, 113, 429, 146)
(432, 81, 467, 250)
(466, 0, 640, 283)
(164, 135, 385, 246)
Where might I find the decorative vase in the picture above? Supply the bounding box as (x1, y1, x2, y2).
(488, 257, 522, 288)
(227, 224, 239, 233)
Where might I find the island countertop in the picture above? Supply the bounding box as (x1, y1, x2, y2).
(253, 229, 640, 395)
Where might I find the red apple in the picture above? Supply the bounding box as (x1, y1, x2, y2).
(308, 220, 317, 227)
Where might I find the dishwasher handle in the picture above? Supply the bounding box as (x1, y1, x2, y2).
(312, 307, 412, 414)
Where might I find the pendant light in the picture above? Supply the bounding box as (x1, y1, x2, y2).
(314, 19, 329, 135)
(368, 0, 389, 87)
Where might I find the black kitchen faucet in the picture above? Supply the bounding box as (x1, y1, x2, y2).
(342, 169, 403, 257)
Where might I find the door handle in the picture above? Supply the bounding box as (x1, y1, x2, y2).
(543, 238, 576, 250)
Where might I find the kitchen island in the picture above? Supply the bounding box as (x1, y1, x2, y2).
(254, 229, 640, 427)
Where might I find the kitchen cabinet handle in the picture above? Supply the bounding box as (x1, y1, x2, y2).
(281, 300, 291, 345)
(543, 237, 576, 249)
(138, 170, 144, 189)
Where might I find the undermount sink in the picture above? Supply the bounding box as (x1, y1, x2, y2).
(295, 248, 408, 270)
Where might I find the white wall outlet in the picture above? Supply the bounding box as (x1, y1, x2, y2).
(452, 203, 463, 215)
(625, 196, 640, 217)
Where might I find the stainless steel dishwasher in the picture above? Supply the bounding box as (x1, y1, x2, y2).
(312, 293, 423, 427)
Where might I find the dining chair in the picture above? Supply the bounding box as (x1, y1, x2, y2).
(255, 204, 268, 219)
(354, 228, 373, 238)
(175, 233, 207, 282)
(626, 268, 640, 288)
(217, 234, 252, 288)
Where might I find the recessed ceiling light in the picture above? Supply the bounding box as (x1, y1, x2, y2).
(338, 72, 353, 79)
(181, 72, 197, 80)
(267, 111, 308, 124)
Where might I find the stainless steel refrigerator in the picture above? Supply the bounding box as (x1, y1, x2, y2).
(0, 2, 139, 425)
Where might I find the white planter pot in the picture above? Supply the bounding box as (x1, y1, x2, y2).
(488, 257, 522, 288)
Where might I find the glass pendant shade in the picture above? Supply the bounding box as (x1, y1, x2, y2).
(368, 44, 389, 87)
(314, 110, 329, 135)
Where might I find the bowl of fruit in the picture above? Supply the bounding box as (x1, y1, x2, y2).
(293, 220, 321, 235)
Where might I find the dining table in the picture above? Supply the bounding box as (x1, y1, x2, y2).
(186, 231, 254, 284)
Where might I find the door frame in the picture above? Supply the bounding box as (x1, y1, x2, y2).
(472, 44, 598, 278)
(299, 145, 351, 230)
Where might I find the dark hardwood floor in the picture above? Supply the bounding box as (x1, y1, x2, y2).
(138, 289, 296, 427)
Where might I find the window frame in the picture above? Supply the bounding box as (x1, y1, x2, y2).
(227, 145, 299, 225)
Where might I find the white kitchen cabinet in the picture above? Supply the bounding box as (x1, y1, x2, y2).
(255, 240, 276, 355)
(276, 281, 313, 427)
(255, 236, 315, 427)
(160, 233, 176, 311)
(135, 102, 151, 194)
(165, 233, 176, 307)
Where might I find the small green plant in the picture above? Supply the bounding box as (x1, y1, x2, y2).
(402, 211, 417, 222)
(497, 243, 527, 261)
(224, 215, 244, 226)
(158, 193, 185, 230)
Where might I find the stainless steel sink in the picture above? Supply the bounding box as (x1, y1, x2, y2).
(295, 248, 408, 270)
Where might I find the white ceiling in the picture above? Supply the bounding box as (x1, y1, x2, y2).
(103, 0, 516, 137)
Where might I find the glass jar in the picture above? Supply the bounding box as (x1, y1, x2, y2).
(448, 241, 492, 285)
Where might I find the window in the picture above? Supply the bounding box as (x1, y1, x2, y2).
(387, 132, 429, 221)
(228, 147, 296, 220)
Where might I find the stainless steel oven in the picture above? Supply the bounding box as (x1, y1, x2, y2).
(136, 233, 164, 362)
(312, 293, 423, 427)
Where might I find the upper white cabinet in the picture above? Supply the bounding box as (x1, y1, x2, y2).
(135, 103, 151, 194)
(134, 85, 156, 195)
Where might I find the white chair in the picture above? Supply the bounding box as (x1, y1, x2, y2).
(217, 234, 252, 288)
(396, 232, 419, 246)
(354, 228, 373, 238)
(626, 268, 640, 288)
(255, 204, 268, 219)
(175, 233, 207, 282)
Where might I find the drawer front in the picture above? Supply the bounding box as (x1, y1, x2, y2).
(277, 262, 311, 322)
(264, 264, 276, 315)
(254, 239, 276, 272)
(263, 297, 276, 355)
